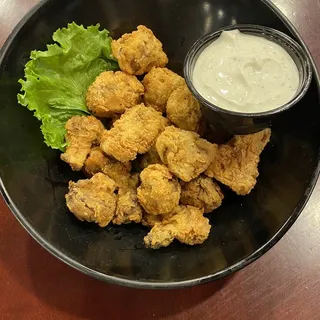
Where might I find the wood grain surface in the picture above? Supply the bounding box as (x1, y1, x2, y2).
(1, 1, 320, 319)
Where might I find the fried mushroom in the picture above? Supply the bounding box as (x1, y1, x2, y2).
(86, 71, 144, 118)
(142, 67, 185, 113)
(65, 173, 117, 227)
(137, 164, 181, 215)
(61, 116, 104, 171)
(111, 25, 168, 75)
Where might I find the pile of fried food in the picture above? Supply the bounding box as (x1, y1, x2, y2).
(61, 25, 271, 249)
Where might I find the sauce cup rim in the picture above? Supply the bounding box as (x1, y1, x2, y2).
(183, 24, 313, 118)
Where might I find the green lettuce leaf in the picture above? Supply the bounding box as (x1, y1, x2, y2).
(17, 22, 118, 151)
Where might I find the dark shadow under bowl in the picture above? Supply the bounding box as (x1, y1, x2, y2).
(0, 0, 320, 289)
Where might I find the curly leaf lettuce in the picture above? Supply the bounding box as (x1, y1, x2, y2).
(17, 22, 118, 151)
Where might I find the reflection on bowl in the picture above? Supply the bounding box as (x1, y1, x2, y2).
(184, 24, 312, 135)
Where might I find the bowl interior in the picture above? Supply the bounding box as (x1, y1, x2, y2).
(0, 0, 320, 288)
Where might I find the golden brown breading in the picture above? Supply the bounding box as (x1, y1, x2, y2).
(127, 172, 140, 189)
(137, 164, 181, 215)
(180, 176, 224, 213)
(86, 71, 144, 118)
(156, 126, 217, 182)
(100, 104, 169, 162)
(141, 210, 176, 228)
(166, 85, 202, 132)
(65, 173, 117, 227)
(83, 147, 132, 189)
(113, 188, 142, 225)
(142, 67, 185, 113)
(205, 128, 271, 195)
(61, 116, 104, 171)
(110, 172, 142, 225)
(138, 144, 162, 170)
(142, 213, 166, 228)
(111, 25, 168, 75)
(144, 206, 211, 249)
(141, 214, 160, 228)
(83, 147, 110, 176)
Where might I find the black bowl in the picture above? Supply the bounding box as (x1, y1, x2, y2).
(0, 0, 320, 289)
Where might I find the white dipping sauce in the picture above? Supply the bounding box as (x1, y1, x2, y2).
(192, 29, 300, 113)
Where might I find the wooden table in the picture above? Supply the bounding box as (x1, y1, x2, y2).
(1, 1, 320, 319)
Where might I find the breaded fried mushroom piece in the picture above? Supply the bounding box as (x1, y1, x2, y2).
(83, 147, 110, 176)
(205, 128, 271, 195)
(61, 116, 104, 171)
(137, 164, 181, 215)
(113, 188, 142, 225)
(156, 126, 217, 182)
(66, 173, 117, 227)
(83, 148, 142, 225)
(142, 67, 185, 113)
(86, 71, 144, 118)
(100, 104, 168, 162)
(111, 25, 168, 75)
(180, 176, 224, 213)
(144, 205, 211, 249)
(166, 85, 202, 132)
(113, 174, 142, 225)
(141, 211, 175, 228)
(83, 147, 132, 188)
(138, 144, 162, 170)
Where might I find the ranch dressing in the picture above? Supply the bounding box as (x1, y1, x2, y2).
(192, 29, 300, 113)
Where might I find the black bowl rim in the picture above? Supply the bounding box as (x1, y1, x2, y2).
(0, 0, 319, 289)
(184, 24, 313, 117)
